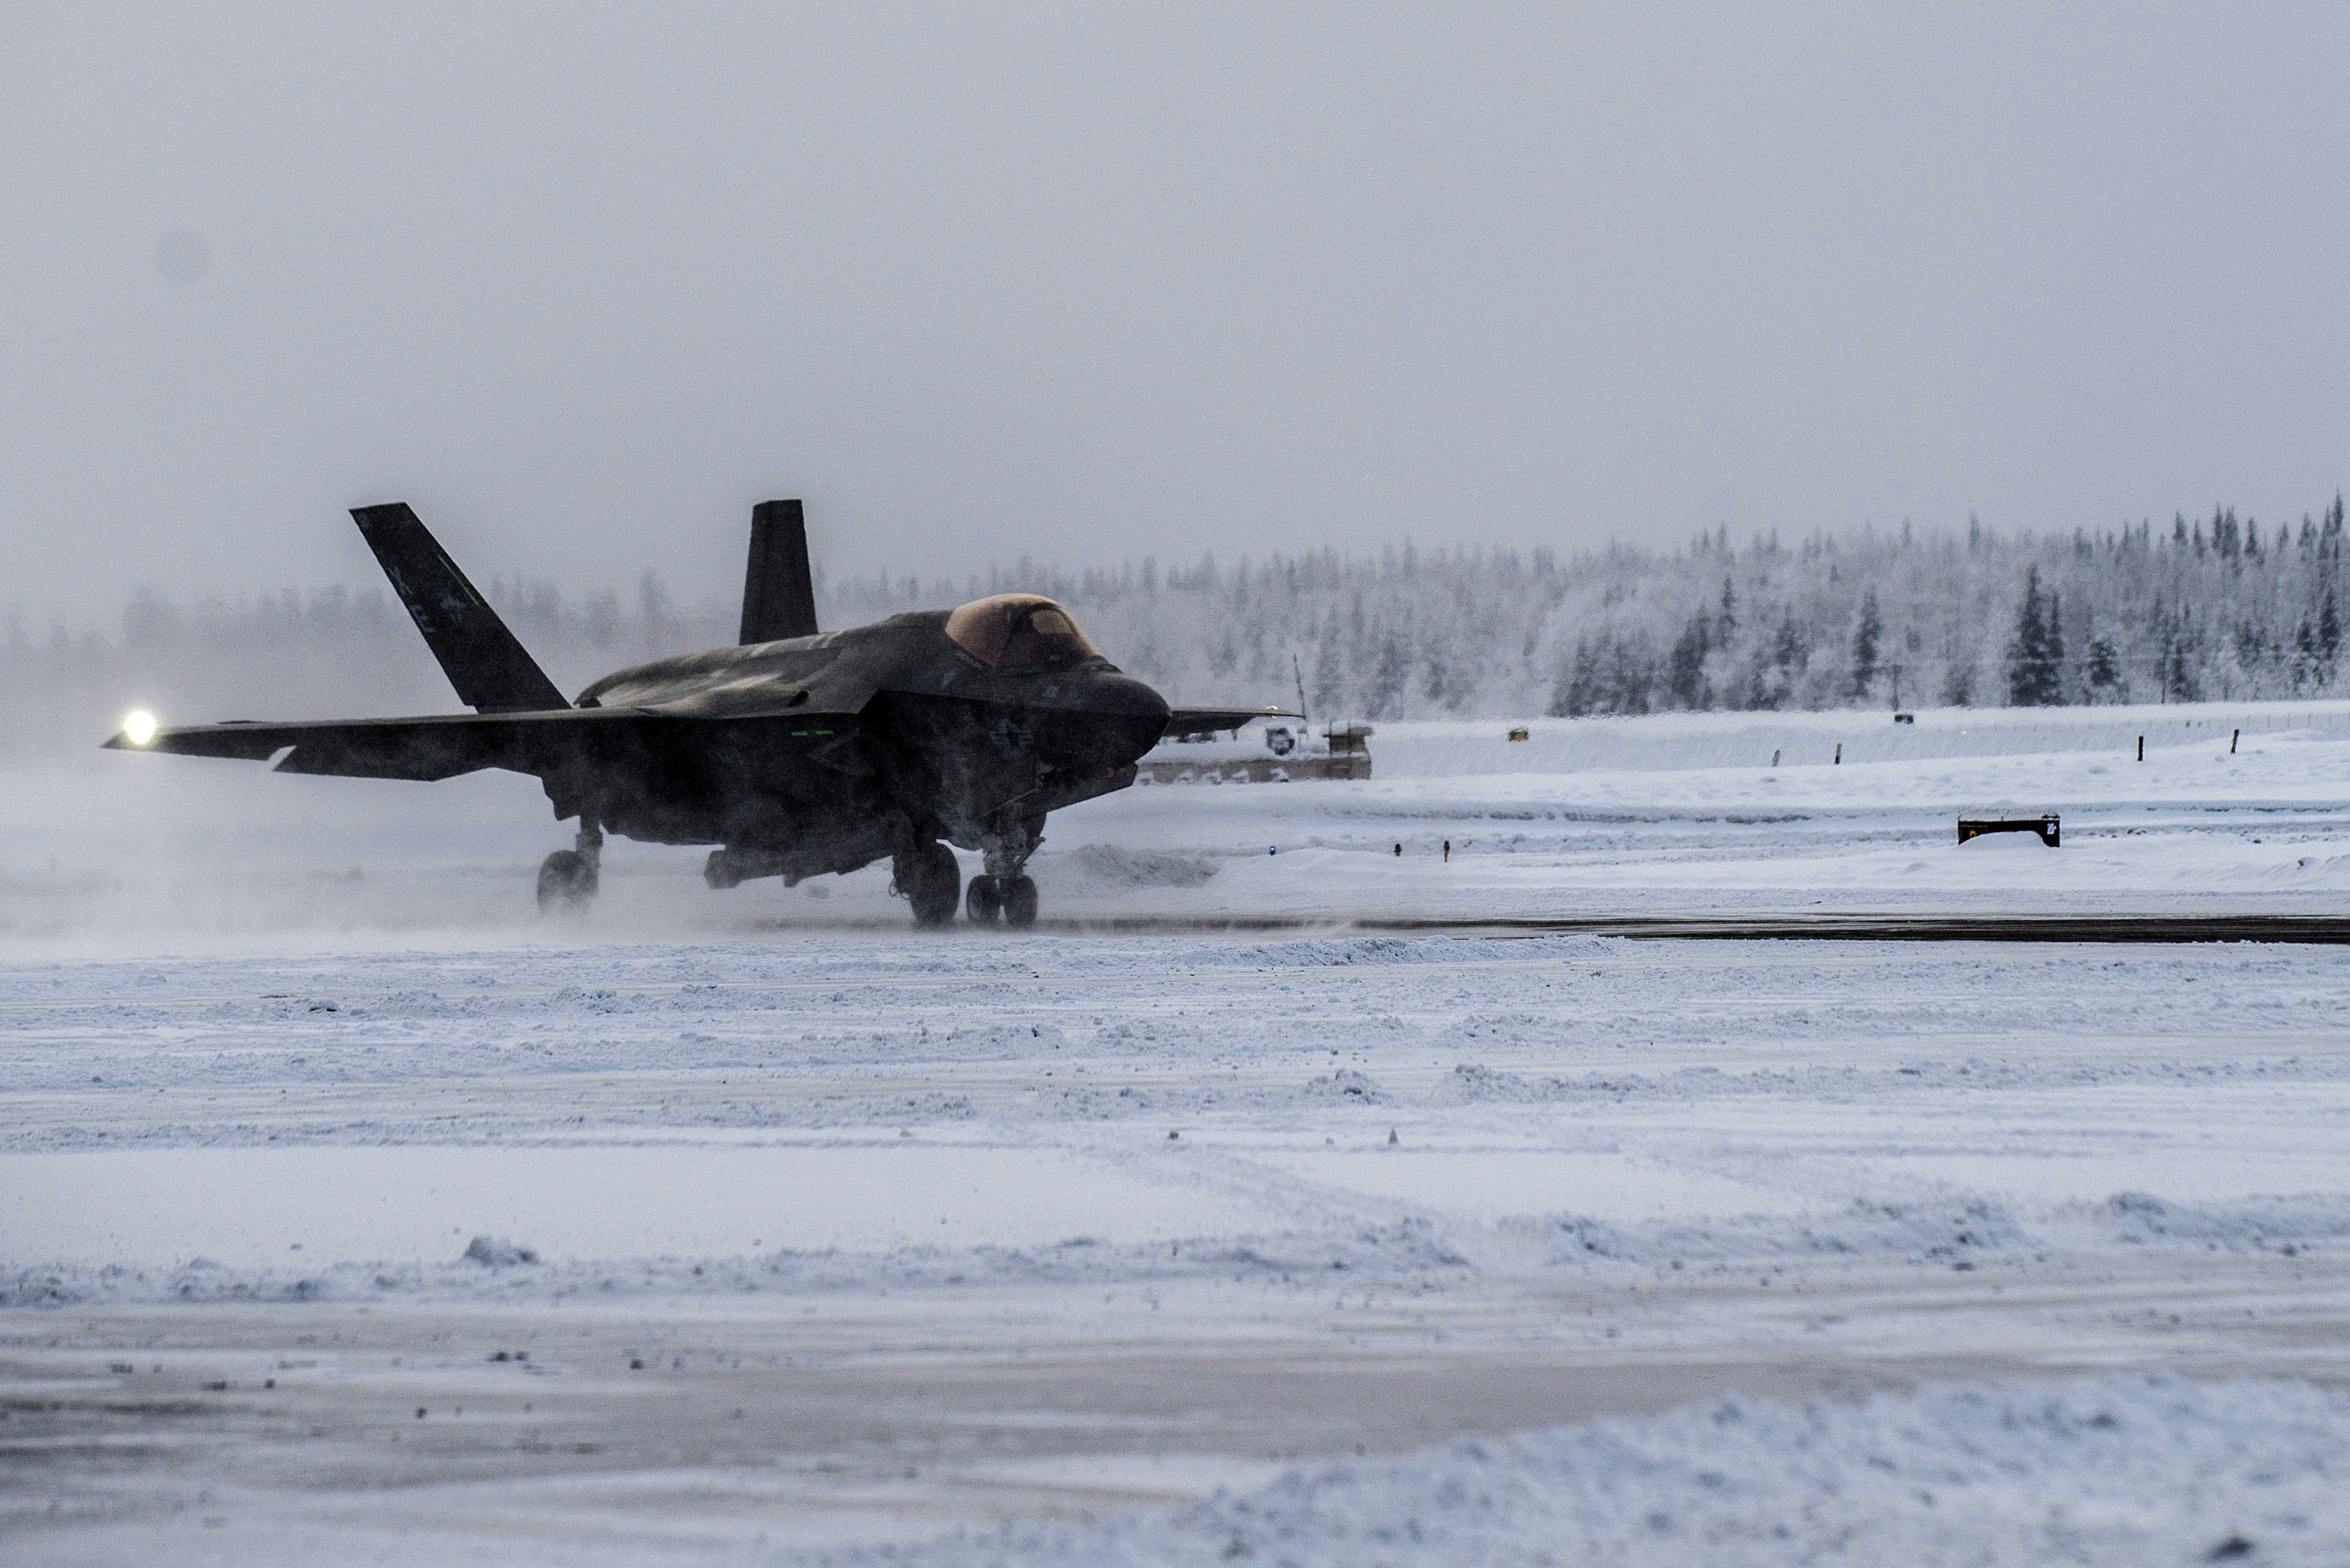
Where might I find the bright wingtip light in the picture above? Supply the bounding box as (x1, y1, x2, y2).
(122, 710, 158, 747)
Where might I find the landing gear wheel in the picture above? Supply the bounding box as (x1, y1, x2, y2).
(1002, 874, 1039, 929)
(536, 848, 597, 913)
(966, 874, 1004, 925)
(893, 840, 961, 929)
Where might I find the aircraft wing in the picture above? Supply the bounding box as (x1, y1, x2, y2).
(104, 707, 865, 784)
(1161, 706, 1301, 741)
(106, 710, 642, 781)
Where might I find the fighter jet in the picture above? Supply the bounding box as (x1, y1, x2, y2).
(106, 501, 1289, 926)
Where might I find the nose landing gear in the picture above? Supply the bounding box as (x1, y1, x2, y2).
(967, 818, 1042, 928)
(966, 874, 1038, 927)
(538, 820, 602, 913)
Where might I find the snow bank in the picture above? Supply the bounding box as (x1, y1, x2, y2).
(806, 1375, 2347, 1567)
(1069, 843, 1220, 887)
(1, 1218, 1472, 1308)
(2090, 1191, 2350, 1253)
(21, 1174, 2343, 1307)
(1540, 1196, 2025, 1270)
(1527, 1189, 2350, 1274)
(460, 1233, 538, 1267)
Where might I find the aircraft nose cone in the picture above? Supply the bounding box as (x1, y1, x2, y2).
(1089, 671, 1172, 725)
(1051, 671, 1170, 772)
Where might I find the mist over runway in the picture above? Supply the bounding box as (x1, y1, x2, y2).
(12, 704, 2350, 951)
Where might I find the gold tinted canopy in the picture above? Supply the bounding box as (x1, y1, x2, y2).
(943, 594, 1101, 670)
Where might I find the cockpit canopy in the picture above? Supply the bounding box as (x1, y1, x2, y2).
(943, 594, 1101, 671)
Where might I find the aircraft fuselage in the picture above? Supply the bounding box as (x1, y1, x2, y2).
(571, 608, 1171, 882)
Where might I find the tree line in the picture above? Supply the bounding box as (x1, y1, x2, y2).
(6, 500, 2345, 754)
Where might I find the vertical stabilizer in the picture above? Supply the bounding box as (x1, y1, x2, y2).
(350, 504, 569, 713)
(740, 499, 820, 644)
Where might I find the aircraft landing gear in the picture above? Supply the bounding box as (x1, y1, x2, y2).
(964, 873, 1038, 927)
(892, 839, 960, 928)
(538, 820, 602, 913)
(1002, 874, 1039, 928)
(969, 818, 1041, 929)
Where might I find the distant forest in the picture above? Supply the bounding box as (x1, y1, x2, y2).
(6, 502, 2346, 754)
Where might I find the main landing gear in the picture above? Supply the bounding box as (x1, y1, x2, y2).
(891, 840, 961, 928)
(538, 820, 601, 913)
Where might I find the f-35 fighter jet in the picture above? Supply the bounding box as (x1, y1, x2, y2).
(107, 501, 1289, 926)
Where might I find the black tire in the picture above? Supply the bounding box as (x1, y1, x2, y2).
(1002, 874, 1039, 929)
(966, 874, 1004, 925)
(896, 840, 961, 928)
(536, 849, 596, 913)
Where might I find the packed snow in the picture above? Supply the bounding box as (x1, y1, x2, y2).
(6, 704, 2350, 1563)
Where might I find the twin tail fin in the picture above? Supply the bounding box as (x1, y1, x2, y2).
(739, 498, 820, 644)
(350, 503, 569, 713)
(355, 496, 820, 706)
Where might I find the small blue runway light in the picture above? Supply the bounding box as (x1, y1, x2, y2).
(1268, 844, 1276, 855)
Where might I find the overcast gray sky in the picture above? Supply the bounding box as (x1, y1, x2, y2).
(6, 2, 2349, 620)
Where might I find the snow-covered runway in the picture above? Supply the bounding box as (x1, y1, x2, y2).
(9, 931, 2350, 1563)
(7, 706, 2350, 1562)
